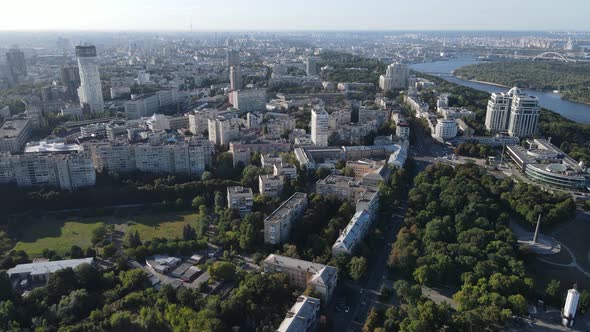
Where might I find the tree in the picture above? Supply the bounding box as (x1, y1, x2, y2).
(192, 196, 206, 209)
(201, 171, 214, 181)
(363, 308, 380, 332)
(120, 269, 149, 292)
(238, 223, 256, 251)
(545, 279, 561, 304)
(183, 224, 197, 241)
(127, 230, 141, 248)
(348, 256, 368, 282)
(0, 271, 14, 301)
(69, 245, 84, 259)
(208, 261, 236, 281)
(102, 244, 117, 258)
(315, 167, 331, 180)
(91, 225, 107, 245)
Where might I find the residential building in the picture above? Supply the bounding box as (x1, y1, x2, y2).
(125, 93, 159, 119)
(60, 65, 80, 99)
(0, 118, 32, 153)
(229, 89, 266, 112)
(261, 153, 283, 169)
(316, 174, 379, 217)
(434, 120, 458, 140)
(227, 186, 254, 216)
(90, 142, 136, 174)
(311, 108, 329, 147)
(6, 48, 27, 84)
(508, 91, 540, 137)
(485, 91, 512, 132)
(259, 174, 284, 197)
(230, 66, 242, 90)
(485, 87, 540, 137)
(8, 152, 95, 190)
(277, 296, 321, 332)
(263, 254, 337, 302)
(76, 45, 104, 113)
(208, 116, 237, 147)
(332, 210, 372, 256)
(346, 159, 391, 187)
(226, 48, 240, 67)
(274, 163, 297, 180)
(379, 62, 409, 91)
(305, 56, 321, 76)
(232, 147, 251, 167)
(188, 108, 218, 135)
(264, 192, 308, 244)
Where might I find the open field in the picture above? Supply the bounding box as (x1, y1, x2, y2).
(10, 211, 198, 257)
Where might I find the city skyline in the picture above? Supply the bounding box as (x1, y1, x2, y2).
(1, 0, 590, 31)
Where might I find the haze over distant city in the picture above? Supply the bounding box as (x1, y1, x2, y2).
(1, 0, 589, 31)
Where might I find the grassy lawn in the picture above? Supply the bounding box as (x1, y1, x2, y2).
(10, 211, 198, 257)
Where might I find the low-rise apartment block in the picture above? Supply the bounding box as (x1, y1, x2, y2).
(277, 295, 321, 332)
(227, 186, 254, 216)
(0, 118, 32, 153)
(263, 254, 337, 302)
(264, 192, 308, 244)
(259, 174, 284, 197)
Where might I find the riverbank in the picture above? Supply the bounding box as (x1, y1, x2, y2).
(453, 74, 510, 89)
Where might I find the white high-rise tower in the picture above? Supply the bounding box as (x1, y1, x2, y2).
(484, 87, 540, 137)
(76, 45, 104, 113)
(379, 62, 409, 91)
(311, 108, 329, 147)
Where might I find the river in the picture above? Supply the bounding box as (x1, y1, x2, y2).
(409, 59, 590, 124)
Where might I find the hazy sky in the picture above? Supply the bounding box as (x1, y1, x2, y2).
(0, 0, 588, 31)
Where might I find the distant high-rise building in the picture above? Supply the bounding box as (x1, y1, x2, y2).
(305, 56, 320, 76)
(379, 62, 409, 91)
(311, 108, 329, 147)
(226, 48, 240, 67)
(485, 91, 512, 132)
(6, 48, 26, 84)
(60, 65, 81, 99)
(230, 66, 242, 90)
(76, 45, 104, 113)
(485, 87, 539, 137)
(508, 90, 540, 137)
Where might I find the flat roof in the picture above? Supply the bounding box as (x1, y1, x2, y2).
(0, 119, 30, 138)
(278, 296, 320, 332)
(8, 258, 94, 277)
(265, 192, 307, 224)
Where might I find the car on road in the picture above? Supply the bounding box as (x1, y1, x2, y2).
(345, 306, 350, 313)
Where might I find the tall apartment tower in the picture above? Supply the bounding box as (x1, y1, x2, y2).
(226, 48, 240, 68)
(485, 87, 540, 137)
(508, 90, 540, 137)
(485, 92, 511, 132)
(305, 56, 320, 76)
(76, 45, 104, 113)
(230, 66, 242, 91)
(379, 62, 409, 91)
(6, 48, 27, 84)
(60, 65, 81, 99)
(311, 108, 329, 147)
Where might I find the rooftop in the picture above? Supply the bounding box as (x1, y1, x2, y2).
(265, 192, 307, 225)
(277, 296, 320, 332)
(0, 119, 30, 138)
(8, 258, 94, 277)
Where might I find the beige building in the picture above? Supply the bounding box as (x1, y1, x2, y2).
(259, 174, 284, 197)
(346, 159, 391, 187)
(263, 254, 337, 302)
(227, 186, 254, 216)
(264, 192, 308, 244)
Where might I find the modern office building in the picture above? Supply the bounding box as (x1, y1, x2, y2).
(6, 48, 26, 84)
(264, 192, 308, 244)
(485, 87, 540, 137)
(263, 254, 337, 302)
(311, 108, 329, 147)
(76, 45, 104, 113)
(506, 138, 589, 191)
(277, 295, 321, 332)
(0, 118, 32, 153)
(227, 186, 254, 216)
(259, 174, 284, 197)
(379, 62, 409, 91)
(230, 66, 242, 91)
